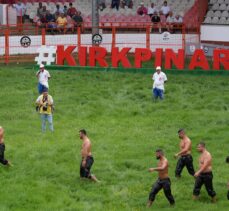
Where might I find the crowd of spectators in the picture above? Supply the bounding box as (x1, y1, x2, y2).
(33, 2, 83, 34)
(4, 0, 184, 34)
(102, 0, 184, 33)
(137, 1, 183, 33)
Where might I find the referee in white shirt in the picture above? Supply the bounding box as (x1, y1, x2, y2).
(36, 64, 51, 94)
(152, 66, 167, 100)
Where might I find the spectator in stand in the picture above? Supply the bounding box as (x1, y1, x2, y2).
(55, 4, 64, 19)
(66, 15, 74, 33)
(160, 1, 170, 17)
(111, 0, 120, 10)
(37, 2, 43, 17)
(148, 3, 157, 18)
(63, 5, 68, 15)
(121, 0, 133, 9)
(46, 10, 57, 34)
(173, 14, 183, 33)
(159, 10, 166, 31)
(56, 12, 67, 34)
(13, 0, 26, 31)
(67, 3, 77, 17)
(98, 0, 106, 11)
(72, 11, 84, 32)
(166, 11, 175, 33)
(174, 14, 183, 23)
(137, 2, 147, 16)
(151, 11, 161, 33)
(37, 6, 48, 28)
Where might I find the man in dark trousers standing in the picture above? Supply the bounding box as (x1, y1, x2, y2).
(147, 149, 175, 207)
(174, 129, 195, 178)
(193, 142, 216, 202)
(79, 129, 99, 182)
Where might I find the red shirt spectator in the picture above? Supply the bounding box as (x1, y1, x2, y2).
(67, 3, 77, 17)
(137, 3, 147, 16)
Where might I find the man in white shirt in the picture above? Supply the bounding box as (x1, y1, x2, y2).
(36, 64, 51, 94)
(174, 14, 183, 23)
(152, 66, 167, 100)
(147, 3, 157, 17)
(13, 0, 26, 31)
(160, 1, 170, 17)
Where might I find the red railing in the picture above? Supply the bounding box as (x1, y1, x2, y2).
(0, 24, 187, 64)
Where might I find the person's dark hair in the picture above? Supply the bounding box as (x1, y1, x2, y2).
(79, 129, 87, 135)
(42, 87, 48, 93)
(198, 142, 205, 147)
(156, 149, 164, 154)
(178, 128, 185, 133)
(69, 3, 72, 6)
(226, 156, 229, 163)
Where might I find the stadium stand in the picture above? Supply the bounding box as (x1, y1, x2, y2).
(1, 0, 198, 31)
(203, 0, 229, 25)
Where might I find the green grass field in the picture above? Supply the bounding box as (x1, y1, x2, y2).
(0, 65, 228, 211)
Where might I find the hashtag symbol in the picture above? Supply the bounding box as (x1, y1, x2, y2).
(35, 45, 57, 65)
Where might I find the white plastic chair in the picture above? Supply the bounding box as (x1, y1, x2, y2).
(203, 16, 212, 24)
(217, 0, 225, 4)
(219, 17, 227, 24)
(206, 10, 214, 17)
(211, 16, 219, 24)
(212, 3, 220, 10)
(214, 10, 222, 17)
(210, 0, 217, 4)
(221, 10, 229, 17)
(219, 3, 227, 10)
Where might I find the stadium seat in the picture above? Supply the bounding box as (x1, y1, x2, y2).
(210, 0, 217, 4)
(206, 10, 215, 17)
(214, 10, 222, 17)
(212, 3, 220, 10)
(217, 0, 225, 3)
(211, 16, 219, 24)
(219, 3, 227, 10)
(226, 18, 229, 24)
(221, 10, 229, 17)
(218, 16, 227, 24)
(203, 16, 212, 24)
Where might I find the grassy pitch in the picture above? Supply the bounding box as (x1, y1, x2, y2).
(0, 65, 228, 211)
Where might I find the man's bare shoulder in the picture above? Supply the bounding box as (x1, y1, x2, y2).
(84, 138, 91, 146)
(205, 151, 212, 159)
(163, 157, 168, 165)
(185, 136, 191, 143)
